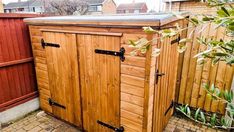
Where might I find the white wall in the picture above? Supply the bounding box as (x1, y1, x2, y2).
(0, 98, 39, 125)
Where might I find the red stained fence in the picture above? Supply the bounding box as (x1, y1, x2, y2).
(0, 14, 42, 112)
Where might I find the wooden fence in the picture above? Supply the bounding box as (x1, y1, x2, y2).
(0, 14, 41, 112)
(177, 23, 234, 114)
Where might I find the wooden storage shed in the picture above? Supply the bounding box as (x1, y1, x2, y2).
(25, 13, 188, 132)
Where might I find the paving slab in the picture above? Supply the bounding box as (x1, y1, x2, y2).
(0, 110, 226, 132)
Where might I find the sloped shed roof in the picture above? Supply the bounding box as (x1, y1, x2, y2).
(24, 12, 189, 27)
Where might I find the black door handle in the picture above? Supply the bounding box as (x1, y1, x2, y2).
(155, 70, 165, 84)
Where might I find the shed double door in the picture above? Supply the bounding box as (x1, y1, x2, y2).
(77, 34, 121, 132)
(42, 32, 82, 127)
(43, 31, 121, 131)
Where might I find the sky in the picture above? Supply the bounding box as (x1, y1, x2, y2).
(2, 0, 162, 11)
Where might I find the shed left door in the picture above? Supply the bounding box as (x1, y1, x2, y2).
(42, 32, 82, 127)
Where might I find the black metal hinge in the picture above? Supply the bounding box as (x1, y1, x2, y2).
(48, 98, 66, 109)
(97, 120, 124, 132)
(164, 101, 175, 116)
(155, 70, 165, 84)
(95, 47, 125, 62)
(171, 35, 181, 45)
(41, 39, 60, 49)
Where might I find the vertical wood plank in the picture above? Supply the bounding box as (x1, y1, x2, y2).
(203, 23, 219, 111)
(43, 32, 81, 126)
(178, 22, 196, 104)
(211, 27, 226, 113)
(78, 34, 120, 132)
(190, 23, 210, 107)
(184, 25, 202, 104)
(0, 15, 38, 112)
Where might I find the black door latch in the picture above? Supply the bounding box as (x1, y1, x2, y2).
(171, 35, 181, 45)
(41, 39, 60, 49)
(164, 101, 174, 116)
(155, 70, 165, 84)
(95, 47, 125, 62)
(97, 120, 124, 132)
(48, 98, 66, 109)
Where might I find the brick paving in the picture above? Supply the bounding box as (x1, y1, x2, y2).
(1, 110, 81, 132)
(0, 110, 226, 132)
(164, 116, 225, 132)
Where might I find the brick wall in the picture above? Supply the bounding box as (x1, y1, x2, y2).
(102, 0, 116, 14)
(165, 1, 218, 15)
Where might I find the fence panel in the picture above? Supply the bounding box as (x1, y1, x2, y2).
(177, 23, 234, 114)
(0, 13, 41, 112)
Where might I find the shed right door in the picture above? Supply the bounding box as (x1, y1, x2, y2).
(153, 36, 180, 132)
(77, 34, 121, 132)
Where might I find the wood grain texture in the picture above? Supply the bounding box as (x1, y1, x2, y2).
(28, 18, 186, 131)
(43, 32, 82, 126)
(153, 30, 182, 131)
(77, 34, 120, 132)
(190, 23, 211, 107)
(177, 23, 234, 114)
(0, 16, 37, 112)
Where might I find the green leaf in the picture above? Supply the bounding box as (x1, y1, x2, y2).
(210, 113, 217, 126)
(143, 27, 157, 34)
(226, 104, 234, 117)
(186, 107, 191, 117)
(221, 7, 230, 16)
(214, 88, 221, 97)
(227, 24, 234, 31)
(230, 91, 233, 100)
(194, 108, 200, 120)
(129, 40, 136, 46)
(203, 83, 209, 90)
(226, 40, 234, 48)
(176, 107, 181, 112)
(177, 44, 187, 53)
(181, 106, 186, 113)
(200, 111, 206, 123)
(140, 47, 147, 54)
(217, 7, 230, 17)
(224, 90, 229, 101)
(212, 58, 220, 65)
(184, 104, 188, 110)
(179, 38, 191, 44)
(210, 84, 215, 93)
(212, 52, 228, 56)
(220, 116, 227, 127)
(135, 38, 149, 47)
(227, 57, 234, 65)
(197, 37, 207, 45)
(161, 29, 178, 37)
(190, 18, 199, 25)
(202, 15, 214, 21)
(227, 91, 233, 103)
